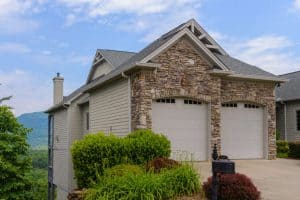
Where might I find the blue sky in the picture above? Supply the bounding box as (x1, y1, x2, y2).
(0, 0, 300, 116)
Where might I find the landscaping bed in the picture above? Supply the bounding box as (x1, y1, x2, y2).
(71, 130, 202, 200)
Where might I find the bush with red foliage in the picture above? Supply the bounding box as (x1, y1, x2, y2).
(203, 173, 261, 200)
(145, 157, 180, 173)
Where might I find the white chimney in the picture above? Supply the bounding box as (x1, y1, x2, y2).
(53, 73, 64, 105)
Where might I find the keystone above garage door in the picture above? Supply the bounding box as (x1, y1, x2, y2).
(151, 98, 208, 161)
(221, 102, 265, 159)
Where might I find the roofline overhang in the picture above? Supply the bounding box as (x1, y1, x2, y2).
(83, 62, 159, 93)
(45, 102, 69, 113)
(209, 69, 287, 82)
(227, 74, 287, 83)
(276, 98, 300, 103)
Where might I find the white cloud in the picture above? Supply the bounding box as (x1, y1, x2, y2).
(57, 0, 201, 41)
(0, 69, 52, 116)
(293, 0, 300, 10)
(0, 42, 31, 54)
(0, 0, 45, 34)
(217, 34, 300, 75)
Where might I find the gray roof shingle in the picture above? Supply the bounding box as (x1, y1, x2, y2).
(97, 49, 135, 68)
(276, 71, 300, 101)
(214, 53, 278, 78)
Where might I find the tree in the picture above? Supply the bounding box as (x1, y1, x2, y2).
(0, 83, 12, 105)
(0, 105, 34, 199)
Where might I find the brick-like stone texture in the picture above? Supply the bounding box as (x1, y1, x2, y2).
(130, 37, 276, 159)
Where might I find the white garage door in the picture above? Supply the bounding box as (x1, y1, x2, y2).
(152, 98, 208, 161)
(221, 102, 264, 159)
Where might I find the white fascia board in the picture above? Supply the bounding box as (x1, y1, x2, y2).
(141, 28, 229, 71)
(190, 19, 228, 55)
(227, 73, 287, 82)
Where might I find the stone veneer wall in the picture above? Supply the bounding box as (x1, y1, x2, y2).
(130, 37, 276, 159)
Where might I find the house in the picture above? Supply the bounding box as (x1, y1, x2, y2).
(276, 71, 300, 141)
(45, 19, 284, 200)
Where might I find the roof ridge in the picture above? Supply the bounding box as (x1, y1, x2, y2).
(97, 49, 136, 54)
(279, 70, 300, 76)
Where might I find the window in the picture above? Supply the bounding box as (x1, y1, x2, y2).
(297, 110, 300, 131)
(86, 112, 89, 130)
(222, 103, 237, 108)
(155, 98, 175, 104)
(184, 99, 202, 105)
(244, 103, 260, 109)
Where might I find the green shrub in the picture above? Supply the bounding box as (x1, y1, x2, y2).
(126, 130, 171, 165)
(71, 133, 126, 188)
(84, 165, 200, 200)
(276, 140, 289, 158)
(71, 130, 171, 188)
(146, 157, 180, 173)
(288, 141, 300, 158)
(103, 164, 144, 178)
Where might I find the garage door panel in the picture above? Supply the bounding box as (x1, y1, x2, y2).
(221, 103, 264, 159)
(152, 99, 208, 161)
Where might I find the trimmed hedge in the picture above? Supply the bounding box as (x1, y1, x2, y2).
(71, 130, 171, 188)
(203, 173, 260, 200)
(84, 165, 201, 200)
(276, 140, 289, 158)
(288, 141, 300, 158)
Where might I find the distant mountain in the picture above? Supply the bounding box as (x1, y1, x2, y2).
(18, 112, 48, 148)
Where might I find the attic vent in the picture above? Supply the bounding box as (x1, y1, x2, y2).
(94, 52, 103, 62)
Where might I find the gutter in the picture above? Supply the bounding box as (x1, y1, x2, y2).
(209, 69, 287, 83)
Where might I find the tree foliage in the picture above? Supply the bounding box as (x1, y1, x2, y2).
(0, 105, 34, 199)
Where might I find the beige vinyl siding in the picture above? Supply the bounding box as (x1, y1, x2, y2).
(286, 101, 300, 141)
(67, 94, 89, 190)
(52, 109, 69, 197)
(90, 78, 130, 136)
(53, 109, 68, 149)
(91, 61, 113, 81)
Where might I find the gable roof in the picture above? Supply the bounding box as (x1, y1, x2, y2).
(47, 18, 285, 113)
(86, 49, 135, 83)
(276, 71, 300, 101)
(98, 49, 136, 68)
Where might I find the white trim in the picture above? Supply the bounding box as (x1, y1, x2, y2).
(227, 73, 286, 82)
(198, 34, 206, 40)
(141, 28, 229, 71)
(190, 19, 228, 55)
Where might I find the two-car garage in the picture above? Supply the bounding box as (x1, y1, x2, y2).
(151, 98, 265, 161)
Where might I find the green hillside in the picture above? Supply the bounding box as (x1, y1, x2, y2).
(18, 112, 48, 148)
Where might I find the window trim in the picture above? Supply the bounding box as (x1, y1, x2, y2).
(86, 112, 89, 130)
(296, 110, 300, 131)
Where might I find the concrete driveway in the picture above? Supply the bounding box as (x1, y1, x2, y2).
(194, 159, 300, 200)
